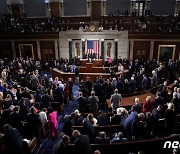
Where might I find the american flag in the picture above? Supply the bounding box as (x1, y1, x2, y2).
(87, 40, 100, 59)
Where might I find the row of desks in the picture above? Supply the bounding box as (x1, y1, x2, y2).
(52, 68, 129, 82)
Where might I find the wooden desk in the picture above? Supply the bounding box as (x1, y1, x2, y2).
(52, 68, 110, 82)
(52, 68, 129, 82)
(81, 59, 103, 67)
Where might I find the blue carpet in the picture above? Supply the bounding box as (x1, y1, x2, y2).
(36, 84, 79, 154)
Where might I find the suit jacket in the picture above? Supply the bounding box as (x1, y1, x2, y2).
(110, 114, 122, 125)
(88, 96, 99, 113)
(123, 111, 138, 138)
(129, 80, 136, 93)
(153, 96, 165, 108)
(94, 137, 110, 144)
(9, 112, 23, 133)
(41, 94, 53, 108)
(78, 96, 87, 113)
(74, 134, 93, 154)
(3, 128, 23, 154)
(110, 93, 122, 111)
(141, 76, 147, 90)
(26, 112, 42, 132)
(85, 81, 93, 96)
(151, 74, 157, 87)
(54, 87, 64, 103)
(131, 104, 142, 114)
(83, 118, 95, 143)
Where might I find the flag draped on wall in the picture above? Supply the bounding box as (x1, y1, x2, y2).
(87, 40, 100, 59)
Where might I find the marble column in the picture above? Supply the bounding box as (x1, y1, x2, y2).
(54, 40, 59, 59)
(129, 41, 134, 60)
(68, 39, 72, 64)
(81, 39, 85, 59)
(101, 39, 104, 60)
(87, 0, 91, 16)
(114, 39, 118, 64)
(60, 0, 64, 16)
(101, 0, 106, 16)
(150, 41, 154, 60)
(36, 41, 41, 59)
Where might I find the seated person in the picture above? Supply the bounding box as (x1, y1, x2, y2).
(110, 132, 128, 143)
(87, 113, 97, 126)
(72, 110, 83, 126)
(95, 131, 110, 144)
(54, 135, 70, 154)
(110, 110, 122, 125)
(97, 110, 108, 126)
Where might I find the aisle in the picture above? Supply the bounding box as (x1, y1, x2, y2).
(36, 84, 79, 154)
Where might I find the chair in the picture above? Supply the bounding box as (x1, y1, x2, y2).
(28, 137, 38, 153)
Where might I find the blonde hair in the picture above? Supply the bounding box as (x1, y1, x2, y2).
(167, 103, 175, 111)
(116, 107, 129, 117)
(146, 96, 151, 102)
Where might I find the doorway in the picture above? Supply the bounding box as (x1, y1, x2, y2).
(134, 1, 145, 16)
(134, 50, 147, 60)
(19, 44, 34, 59)
(42, 49, 54, 64)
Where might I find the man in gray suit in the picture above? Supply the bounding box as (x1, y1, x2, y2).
(110, 89, 122, 111)
(151, 70, 157, 88)
(88, 91, 99, 113)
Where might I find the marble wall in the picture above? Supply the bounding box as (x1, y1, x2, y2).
(59, 30, 129, 60)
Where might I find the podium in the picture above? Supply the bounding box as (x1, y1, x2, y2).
(80, 59, 103, 67)
(80, 59, 104, 73)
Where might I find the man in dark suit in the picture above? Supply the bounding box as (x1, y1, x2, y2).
(53, 83, 64, 104)
(0, 105, 14, 130)
(94, 131, 110, 144)
(54, 135, 70, 154)
(153, 92, 166, 109)
(3, 124, 23, 154)
(9, 105, 23, 134)
(77, 92, 88, 113)
(26, 106, 42, 145)
(123, 111, 144, 140)
(41, 90, 53, 108)
(111, 132, 128, 143)
(85, 77, 93, 96)
(72, 130, 93, 154)
(83, 116, 95, 143)
(129, 77, 136, 93)
(131, 98, 142, 114)
(141, 74, 148, 91)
